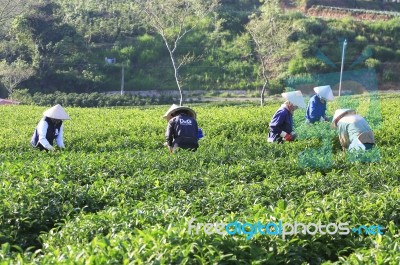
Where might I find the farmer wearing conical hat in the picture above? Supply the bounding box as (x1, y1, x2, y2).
(163, 104, 199, 153)
(268, 90, 306, 143)
(332, 109, 375, 151)
(306, 85, 334, 124)
(31, 104, 70, 151)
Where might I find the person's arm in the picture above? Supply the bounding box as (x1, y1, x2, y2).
(37, 119, 54, 150)
(165, 119, 175, 148)
(270, 109, 287, 135)
(306, 97, 317, 121)
(338, 123, 350, 150)
(55, 124, 65, 148)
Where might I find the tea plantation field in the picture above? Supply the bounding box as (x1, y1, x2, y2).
(0, 94, 399, 264)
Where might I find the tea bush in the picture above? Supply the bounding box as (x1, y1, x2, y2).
(0, 94, 399, 264)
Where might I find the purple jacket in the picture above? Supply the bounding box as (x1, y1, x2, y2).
(268, 105, 293, 142)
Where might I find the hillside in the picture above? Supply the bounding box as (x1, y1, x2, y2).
(1, 0, 400, 102)
(282, 0, 400, 20)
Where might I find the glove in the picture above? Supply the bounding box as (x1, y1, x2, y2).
(47, 146, 55, 151)
(284, 134, 293, 141)
(280, 131, 294, 141)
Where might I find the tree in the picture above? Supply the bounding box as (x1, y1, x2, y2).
(0, 0, 30, 32)
(134, 0, 219, 105)
(0, 59, 35, 98)
(246, 0, 295, 106)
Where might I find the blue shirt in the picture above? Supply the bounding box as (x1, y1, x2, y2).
(268, 105, 293, 142)
(306, 95, 326, 123)
(197, 128, 204, 139)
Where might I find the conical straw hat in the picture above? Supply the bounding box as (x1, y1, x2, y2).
(314, 85, 334, 101)
(331, 109, 355, 127)
(281, 90, 306, 109)
(43, 104, 70, 120)
(163, 104, 196, 121)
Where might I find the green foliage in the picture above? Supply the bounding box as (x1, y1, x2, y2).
(365, 58, 381, 69)
(288, 57, 329, 75)
(382, 69, 399, 83)
(0, 94, 399, 263)
(373, 46, 396, 62)
(10, 91, 175, 107)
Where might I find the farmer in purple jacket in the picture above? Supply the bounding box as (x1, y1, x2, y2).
(268, 90, 306, 143)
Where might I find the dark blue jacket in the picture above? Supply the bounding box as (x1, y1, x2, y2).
(268, 106, 293, 142)
(166, 114, 199, 149)
(306, 95, 326, 123)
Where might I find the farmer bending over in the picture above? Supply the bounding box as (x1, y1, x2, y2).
(164, 104, 199, 153)
(31, 104, 70, 151)
(268, 90, 306, 143)
(332, 109, 375, 151)
(306, 85, 334, 124)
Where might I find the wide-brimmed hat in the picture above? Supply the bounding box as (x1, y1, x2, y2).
(163, 104, 196, 121)
(331, 109, 355, 128)
(314, 85, 334, 101)
(282, 90, 306, 109)
(43, 104, 70, 120)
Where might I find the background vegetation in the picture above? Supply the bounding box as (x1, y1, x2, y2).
(0, 0, 400, 101)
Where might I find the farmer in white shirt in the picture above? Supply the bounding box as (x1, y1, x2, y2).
(31, 104, 70, 151)
(332, 109, 375, 151)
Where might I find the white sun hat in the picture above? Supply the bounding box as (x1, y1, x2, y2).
(282, 90, 306, 109)
(331, 109, 355, 128)
(314, 85, 334, 101)
(163, 104, 196, 121)
(43, 104, 70, 120)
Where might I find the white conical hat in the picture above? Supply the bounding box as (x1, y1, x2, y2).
(43, 104, 70, 120)
(314, 85, 334, 101)
(163, 104, 196, 121)
(282, 90, 306, 109)
(331, 109, 355, 127)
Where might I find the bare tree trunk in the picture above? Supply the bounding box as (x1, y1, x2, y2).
(260, 80, 268, 107)
(167, 49, 183, 106)
(260, 57, 269, 107)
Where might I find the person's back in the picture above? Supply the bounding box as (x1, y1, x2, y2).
(305, 85, 334, 124)
(167, 113, 198, 150)
(163, 105, 199, 152)
(337, 114, 374, 149)
(305, 94, 327, 123)
(332, 109, 375, 151)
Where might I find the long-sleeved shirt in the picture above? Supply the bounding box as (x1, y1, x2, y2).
(336, 114, 375, 149)
(165, 114, 199, 149)
(31, 117, 64, 150)
(305, 95, 327, 123)
(268, 104, 293, 142)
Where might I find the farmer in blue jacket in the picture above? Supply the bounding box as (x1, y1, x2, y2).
(163, 104, 199, 153)
(268, 90, 306, 143)
(305, 85, 334, 123)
